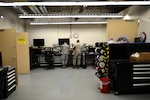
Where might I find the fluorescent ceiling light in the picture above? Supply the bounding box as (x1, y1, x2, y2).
(0, 1, 150, 6)
(19, 14, 123, 19)
(30, 22, 108, 25)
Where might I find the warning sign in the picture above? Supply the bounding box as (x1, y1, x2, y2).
(18, 38, 26, 44)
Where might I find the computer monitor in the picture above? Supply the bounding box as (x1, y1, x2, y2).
(58, 38, 70, 45)
(33, 39, 45, 48)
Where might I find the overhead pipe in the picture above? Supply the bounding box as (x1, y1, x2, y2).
(43, 6, 48, 14)
(39, 6, 45, 14)
(33, 6, 41, 14)
(29, 6, 37, 14)
(13, 6, 28, 14)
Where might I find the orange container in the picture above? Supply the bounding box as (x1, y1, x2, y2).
(99, 78, 111, 93)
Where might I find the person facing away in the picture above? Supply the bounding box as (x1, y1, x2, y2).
(61, 41, 69, 68)
(73, 40, 82, 68)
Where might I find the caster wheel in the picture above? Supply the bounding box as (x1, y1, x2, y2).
(114, 91, 119, 95)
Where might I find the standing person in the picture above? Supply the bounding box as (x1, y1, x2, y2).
(61, 41, 69, 68)
(73, 40, 82, 68)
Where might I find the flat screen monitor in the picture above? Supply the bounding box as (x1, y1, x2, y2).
(58, 38, 70, 45)
(33, 39, 45, 47)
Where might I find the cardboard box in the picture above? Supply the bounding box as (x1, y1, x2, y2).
(130, 52, 150, 63)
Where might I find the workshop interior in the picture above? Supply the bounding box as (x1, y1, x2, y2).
(0, 0, 150, 100)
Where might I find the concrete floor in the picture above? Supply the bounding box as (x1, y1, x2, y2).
(5, 67, 150, 100)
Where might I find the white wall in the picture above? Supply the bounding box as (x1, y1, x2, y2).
(27, 24, 107, 47)
(0, 7, 25, 32)
(140, 7, 150, 23)
(139, 7, 150, 42)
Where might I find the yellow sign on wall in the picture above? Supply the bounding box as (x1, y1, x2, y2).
(18, 38, 26, 44)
